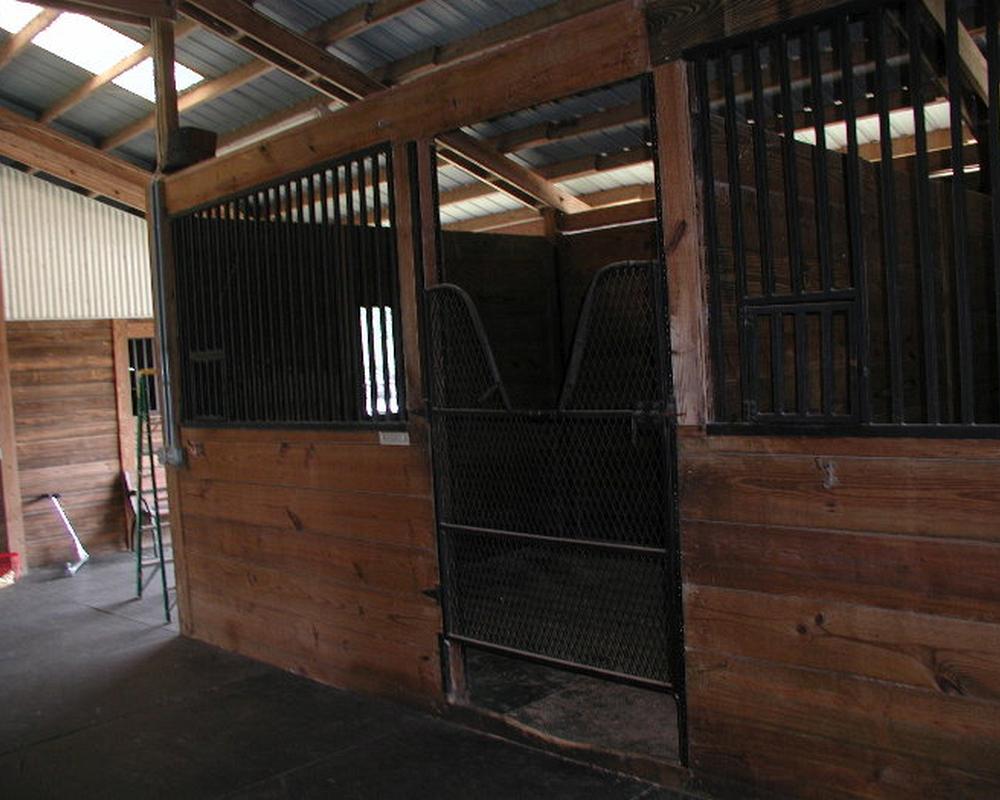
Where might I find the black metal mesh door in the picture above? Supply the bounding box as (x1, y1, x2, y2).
(427, 261, 681, 689)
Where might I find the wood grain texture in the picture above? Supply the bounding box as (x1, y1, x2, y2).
(176, 425, 442, 705)
(0, 274, 25, 559)
(163, 1, 649, 214)
(680, 430, 1000, 797)
(7, 321, 127, 566)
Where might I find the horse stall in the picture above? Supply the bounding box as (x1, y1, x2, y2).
(139, 0, 1000, 797)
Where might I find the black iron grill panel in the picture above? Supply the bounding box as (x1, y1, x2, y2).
(171, 144, 403, 427)
(443, 528, 672, 684)
(693, 0, 1000, 432)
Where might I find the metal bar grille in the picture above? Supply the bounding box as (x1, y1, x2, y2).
(170, 144, 403, 427)
(693, 0, 1000, 433)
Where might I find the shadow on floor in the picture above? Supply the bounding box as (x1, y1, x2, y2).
(0, 554, 689, 799)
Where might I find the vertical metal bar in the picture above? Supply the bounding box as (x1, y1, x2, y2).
(749, 38, 774, 297)
(328, 167, 348, 419)
(874, 7, 905, 423)
(385, 147, 405, 418)
(304, 174, 322, 421)
(808, 24, 833, 292)
(317, 169, 338, 420)
(694, 56, 728, 420)
(778, 31, 804, 294)
(234, 197, 251, 422)
(722, 48, 752, 418)
(988, 0, 1000, 422)
(946, 0, 975, 424)
(795, 311, 808, 414)
(360, 157, 378, 417)
(332, 165, 354, 420)
(908, 1, 940, 423)
(821, 308, 833, 416)
(345, 161, 365, 420)
(839, 13, 871, 423)
(371, 152, 392, 418)
(771, 309, 784, 413)
(264, 187, 282, 422)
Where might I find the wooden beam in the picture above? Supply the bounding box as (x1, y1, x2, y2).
(372, 0, 618, 85)
(492, 100, 647, 154)
(41, 18, 197, 124)
(646, 0, 853, 64)
(310, 0, 426, 45)
(102, 58, 271, 151)
(444, 183, 655, 233)
(653, 60, 710, 427)
(0, 106, 148, 209)
(557, 198, 657, 232)
(167, 0, 628, 216)
(856, 125, 975, 162)
(0, 9, 59, 70)
(39, 1, 175, 22)
(921, 0, 989, 103)
(203, 0, 625, 161)
(179, 0, 383, 101)
(216, 97, 335, 151)
(152, 18, 180, 172)
(437, 132, 590, 214)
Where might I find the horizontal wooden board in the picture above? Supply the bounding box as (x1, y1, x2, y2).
(687, 651, 1000, 777)
(188, 589, 442, 705)
(186, 550, 440, 648)
(180, 478, 435, 551)
(690, 714, 1000, 800)
(10, 367, 114, 387)
(680, 449, 1000, 540)
(184, 438, 431, 496)
(183, 515, 438, 597)
(681, 430, 1000, 461)
(683, 520, 1000, 624)
(180, 426, 382, 446)
(685, 585, 1000, 701)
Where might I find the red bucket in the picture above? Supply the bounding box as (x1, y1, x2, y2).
(0, 552, 21, 587)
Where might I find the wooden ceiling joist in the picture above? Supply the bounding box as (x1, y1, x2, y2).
(163, 0, 648, 213)
(0, 106, 148, 209)
(41, 18, 197, 124)
(309, 0, 427, 45)
(170, 0, 592, 215)
(922, 0, 988, 103)
(37, 1, 173, 26)
(0, 9, 60, 70)
(213, 0, 623, 155)
(492, 100, 647, 154)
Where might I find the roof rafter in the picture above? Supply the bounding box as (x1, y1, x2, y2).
(0, 106, 148, 209)
(0, 9, 60, 70)
(41, 18, 198, 124)
(209, 0, 622, 157)
(35, 0, 165, 26)
(172, 0, 588, 214)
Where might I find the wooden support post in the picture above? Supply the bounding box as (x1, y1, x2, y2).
(653, 61, 711, 428)
(0, 258, 25, 565)
(392, 143, 425, 419)
(151, 17, 180, 173)
(416, 140, 441, 289)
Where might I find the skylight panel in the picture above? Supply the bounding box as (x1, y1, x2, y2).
(0, 0, 41, 33)
(113, 57, 203, 102)
(32, 13, 142, 73)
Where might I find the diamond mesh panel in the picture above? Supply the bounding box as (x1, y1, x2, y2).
(561, 261, 663, 410)
(434, 414, 669, 547)
(443, 530, 671, 684)
(428, 260, 676, 687)
(427, 284, 508, 410)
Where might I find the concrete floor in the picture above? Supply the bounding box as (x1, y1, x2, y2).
(1, 554, 688, 799)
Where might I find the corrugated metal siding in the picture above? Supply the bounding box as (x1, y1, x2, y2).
(0, 165, 151, 321)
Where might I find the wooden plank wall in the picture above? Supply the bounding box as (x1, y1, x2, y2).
(175, 426, 443, 707)
(7, 320, 126, 567)
(678, 430, 1000, 798)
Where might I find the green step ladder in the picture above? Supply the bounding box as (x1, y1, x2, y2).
(132, 368, 172, 623)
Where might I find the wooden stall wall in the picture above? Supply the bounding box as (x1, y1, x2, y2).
(174, 427, 442, 706)
(678, 431, 1000, 798)
(7, 320, 126, 567)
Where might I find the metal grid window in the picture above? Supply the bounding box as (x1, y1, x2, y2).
(171, 144, 404, 428)
(693, 0, 1000, 435)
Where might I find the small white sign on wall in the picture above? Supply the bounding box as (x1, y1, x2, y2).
(378, 431, 410, 447)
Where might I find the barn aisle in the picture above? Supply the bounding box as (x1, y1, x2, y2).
(0, 555, 684, 799)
